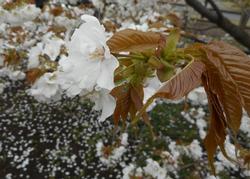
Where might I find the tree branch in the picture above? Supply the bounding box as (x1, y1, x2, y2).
(206, 0, 223, 20)
(185, 0, 250, 50)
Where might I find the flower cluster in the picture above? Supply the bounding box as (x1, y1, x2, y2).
(28, 14, 119, 121)
(0, 0, 178, 123)
(96, 133, 128, 166)
(0, 4, 40, 25)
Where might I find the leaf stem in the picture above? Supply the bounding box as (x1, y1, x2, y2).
(112, 53, 146, 60)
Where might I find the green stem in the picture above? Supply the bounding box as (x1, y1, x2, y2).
(115, 63, 136, 76)
(112, 53, 146, 60)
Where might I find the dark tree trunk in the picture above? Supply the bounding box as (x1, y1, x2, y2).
(185, 0, 250, 50)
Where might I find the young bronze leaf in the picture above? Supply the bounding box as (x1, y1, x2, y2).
(186, 42, 245, 134)
(111, 83, 149, 125)
(26, 68, 45, 84)
(130, 85, 150, 122)
(107, 29, 161, 53)
(200, 47, 243, 134)
(204, 109, 227, 174)
(151, 61, 205, 100)
(165, 13, 182, 27)
(202, 74, 227, 174)
(130, 85, 144, 111)
(138, 61, 205, 118)
(205, 41, 250, 118)
(190, 42, 249, 173)
(111, 84, 131, 126)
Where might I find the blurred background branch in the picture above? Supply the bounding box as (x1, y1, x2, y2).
(185, 0, 250, 50)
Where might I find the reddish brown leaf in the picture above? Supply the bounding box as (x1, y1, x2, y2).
(165, 13, 182, 27)
(103, 20, 118, 33)
(237, 145, 250, 166)
(139, 61, 205, 121)
(202, 73, 227, 175)
(200, 46, 243, 134)
(107, 29, 162, 53)
(130, 85, 144, 110)
(139, 40, 250, 174)
(26, 68, 44, 84)
(151, 61, 205, 100)
(50, 6, 64, 16)
(111, 84, 131, 126)
(2, 0, 34, 10)
(148, 21, 166, 29)
(187, 41, 250, 173)
(205, 41, 250, 121)
(111, 83, 148, 125)
(130, 85, 150, 122)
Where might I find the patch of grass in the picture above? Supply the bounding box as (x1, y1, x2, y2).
(150, 102, 199, 143)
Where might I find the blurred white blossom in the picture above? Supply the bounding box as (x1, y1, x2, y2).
(28, 72, 60, 102)
(0, 5, 40, 25)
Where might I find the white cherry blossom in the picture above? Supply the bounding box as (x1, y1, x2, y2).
(59, 15, 118, 93)
(57, 15, 118, 121)
(28, 72, 60, 102)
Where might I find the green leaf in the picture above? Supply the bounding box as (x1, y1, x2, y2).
(163, 29, 180, 60)
(156, 64, 175, 82)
